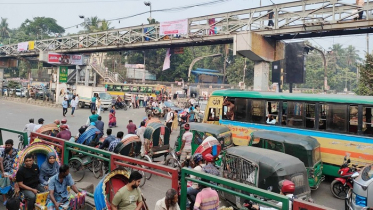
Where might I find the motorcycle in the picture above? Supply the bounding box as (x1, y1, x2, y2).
(330, 156, 360, 199)
(112, 99, 128, 111)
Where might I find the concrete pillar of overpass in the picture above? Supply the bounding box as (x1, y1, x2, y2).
(253, 61, 270, 91)
(84, 66, 89, 86)
(234, 32, 284, 91)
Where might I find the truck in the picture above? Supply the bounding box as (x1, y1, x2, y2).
(75, 85, 112, 110)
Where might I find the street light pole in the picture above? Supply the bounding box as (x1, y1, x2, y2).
(306, 44, 328, 92)
(144, 1, 152, 22)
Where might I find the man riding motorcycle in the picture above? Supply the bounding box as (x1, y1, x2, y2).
(115, 96, 124, 109)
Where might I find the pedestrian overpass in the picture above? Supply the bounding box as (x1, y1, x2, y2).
(1, 0, 372, 90)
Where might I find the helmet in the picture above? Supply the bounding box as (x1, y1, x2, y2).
(193, 153, 203, 164)
(61, 118, 67, 124)
(54, 120, 60, 125)
(280, 180, 295, 194)
(203, 153, 214, 162)
(60, 125, 68, 130)
(184, 123, 190, 130)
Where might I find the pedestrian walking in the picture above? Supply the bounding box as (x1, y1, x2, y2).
(137, 121, 146, 156)
(356, 0, 365, 20)
(166, 108, 174, 133)
(71, 96, 77, 117)
(75, 94, 79, 110)
(62, 98, 68, 117)
(97, 96, 102, 115)
(91, 93, 97, 112)
(127, 120, 137, 134)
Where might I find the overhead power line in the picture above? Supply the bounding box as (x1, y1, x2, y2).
(63, 0, 232, 30)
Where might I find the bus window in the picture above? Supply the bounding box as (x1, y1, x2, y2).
(267, 101, 279, 125)
(107, 85, 114, 91)
(326, 104, 347, 133)
(287, 102, 304, 128)
(235, 98, 248, 122)
(251, 100, 265, 123)
(223, 97, 235, 120)
(319, 104, 327, 130)
(363, 107, 373, 136)
(208, 108, 220, 121)
(349, 106, 359, 134)
(282, 102, 287, 125)
(113, 85, 122, 92)
(306, 103, 316, 129)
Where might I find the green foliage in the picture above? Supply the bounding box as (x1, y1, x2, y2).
(299, 44, 360, 92)
(356, 53, 373, 95)
(82, 16, 113, 33)
(8, 80, 20, 88)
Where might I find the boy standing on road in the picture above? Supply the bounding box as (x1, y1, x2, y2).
(62, 98, 68, 117)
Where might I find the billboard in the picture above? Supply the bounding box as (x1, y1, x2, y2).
(48, 53, 83, 65)
(159, 19, 188, 35)
(59, 66, 68, 83)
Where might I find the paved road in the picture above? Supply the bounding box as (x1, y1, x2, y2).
(0, 99, 344, 210)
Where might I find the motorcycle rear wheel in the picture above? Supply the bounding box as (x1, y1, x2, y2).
(330, 180, 349, 199)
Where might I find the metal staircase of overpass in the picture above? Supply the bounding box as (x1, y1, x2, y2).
(1, 0, 373, 57)
(90, 63, 124, 83)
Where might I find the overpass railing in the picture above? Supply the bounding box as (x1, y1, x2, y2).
(1, 0, 373, 56)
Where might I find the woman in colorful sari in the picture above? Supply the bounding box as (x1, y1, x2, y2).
(39, 152, 59, 190)
(109, 105, 117, 128)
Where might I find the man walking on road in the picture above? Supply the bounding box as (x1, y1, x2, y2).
(127, 120, 137, 134)
(86, 110, 99, 125)
(95, 116, 105, 138)
(137, 121, 146, 156)
(62, 98, 68, 117)
(71, 96, 77, 117)
(166, 108, 174, 133)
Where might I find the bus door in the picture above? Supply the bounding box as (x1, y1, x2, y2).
(204, 96, 223, 125)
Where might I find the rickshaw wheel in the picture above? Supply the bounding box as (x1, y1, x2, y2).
(142, 155, 153, 180)
(138, 169, 146, 188)
(92, 159, 103, 179)
(165, 156, 180, 176)
(69, 159, 85, 182)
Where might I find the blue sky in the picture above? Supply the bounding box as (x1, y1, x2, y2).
(1, 0, 370, 57)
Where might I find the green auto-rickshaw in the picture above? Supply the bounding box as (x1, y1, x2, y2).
(220, 146, 312, 208)
(248, 130, 324, 190)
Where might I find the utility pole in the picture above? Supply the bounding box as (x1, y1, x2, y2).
(367, 34, 370, 54)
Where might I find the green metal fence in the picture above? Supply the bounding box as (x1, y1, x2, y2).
(0, 127, 28, 145)
(63, 141, 112, 171)
(181, 168, 289, 210)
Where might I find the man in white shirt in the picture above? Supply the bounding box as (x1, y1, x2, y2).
(75, 94, 79, 110)
(24, 118, 36, 137)
(189, 98, 196, 106)
(177, 123, 193, 163)
(32, 118, 45, 132)
(152, 100, 158, 108)
(165, 108, 174, 132)
(136, 121, 146, 156)
(154, 188, 180, 210)
(266, 114, 277, 125)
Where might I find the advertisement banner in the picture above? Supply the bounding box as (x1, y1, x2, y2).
(59, 66, 68, 83)
(17, 42, 29, 51)
(48, 53, 83, 65)
(159, 19, 188, 35)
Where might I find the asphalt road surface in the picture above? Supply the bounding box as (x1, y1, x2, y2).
(0, 99, 344, 210)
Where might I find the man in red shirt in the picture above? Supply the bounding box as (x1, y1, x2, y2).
(127, 120, 137, 134)
(56, 125, 71, 140)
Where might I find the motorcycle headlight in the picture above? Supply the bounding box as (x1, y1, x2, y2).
(355, 194, 367, 207)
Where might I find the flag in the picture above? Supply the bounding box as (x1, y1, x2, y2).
(162, 48, 171, 71)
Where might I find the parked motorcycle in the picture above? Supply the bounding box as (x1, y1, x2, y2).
(330, 156, 360, 199)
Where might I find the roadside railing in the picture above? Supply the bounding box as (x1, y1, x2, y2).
(0, 127, 28, 146)
(181, 168, 289, 210)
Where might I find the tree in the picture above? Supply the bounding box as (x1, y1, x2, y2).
(357, 53, 373, 95)
(0, 18, 10, 38)
(20, 17, 65, 39)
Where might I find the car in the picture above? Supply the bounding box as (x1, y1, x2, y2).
(164, 101, 182, 112)
(15, 89, 26, 97)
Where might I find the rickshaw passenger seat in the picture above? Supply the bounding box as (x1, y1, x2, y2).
(35, 187, 71, 210)
(212, 145, 218, 156)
